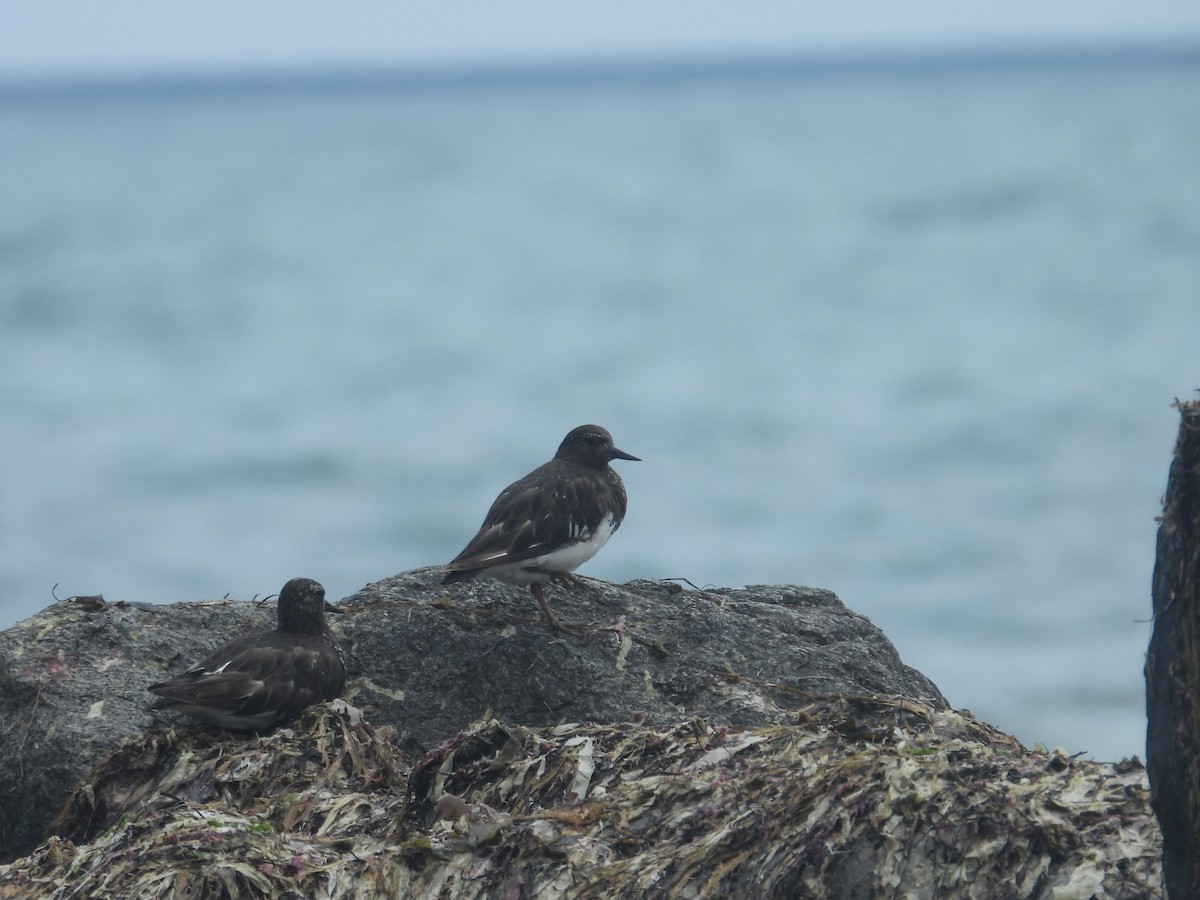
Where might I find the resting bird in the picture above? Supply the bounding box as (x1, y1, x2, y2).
(148, 577, 345, 731)
(442, 424, 640, 631)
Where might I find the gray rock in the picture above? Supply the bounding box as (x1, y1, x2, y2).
(1146, 398, 1200, 900)
(0, 569, 945, 862)
(340, 569, 947, 752)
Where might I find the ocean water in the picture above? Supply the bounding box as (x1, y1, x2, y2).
(2, 54, 1199, 762)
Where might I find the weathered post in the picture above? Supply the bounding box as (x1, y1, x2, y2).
(1147, 398, 1200, 898)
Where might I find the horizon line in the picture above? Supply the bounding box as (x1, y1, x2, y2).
(2, 37, 1198, 99)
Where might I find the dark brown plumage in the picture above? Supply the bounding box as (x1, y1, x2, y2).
(443, 424, 640, 630)
(148, 577, 345, 731)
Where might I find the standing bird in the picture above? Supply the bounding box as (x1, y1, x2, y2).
(148, 577, 346, 731)
(442, 424, 640, 631)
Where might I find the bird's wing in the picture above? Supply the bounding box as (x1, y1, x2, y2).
(149, 635, 345, 719)
(445, 463, 616, 572)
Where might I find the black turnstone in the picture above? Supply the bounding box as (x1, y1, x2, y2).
(442, 424, 640, 631)
(148, 577, 346, 731)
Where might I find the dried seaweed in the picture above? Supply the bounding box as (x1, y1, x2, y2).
(0, 698, 1161, 898)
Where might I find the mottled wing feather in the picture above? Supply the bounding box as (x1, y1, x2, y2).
(445, 461, 626, 574)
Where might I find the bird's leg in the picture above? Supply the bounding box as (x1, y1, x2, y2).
(580, 614, 628, 645)
(551, 572, 588, 591)
(531, 583, 579, 633)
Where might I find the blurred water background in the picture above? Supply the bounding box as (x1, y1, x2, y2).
(2, 49, 1199, 762)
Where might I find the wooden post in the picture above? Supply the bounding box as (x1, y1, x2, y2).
(1147, 398, 1200, 898)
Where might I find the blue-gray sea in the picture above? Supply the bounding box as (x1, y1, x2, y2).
(2, 53, 1199, 762)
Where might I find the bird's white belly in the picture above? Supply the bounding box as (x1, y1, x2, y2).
(491, 513, 616, 585)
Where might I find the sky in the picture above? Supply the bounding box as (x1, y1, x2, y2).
(3, 1, 1200, 81)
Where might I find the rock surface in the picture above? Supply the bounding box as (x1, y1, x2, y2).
(0, 569, 944, 863)
(1146, 398, 1200, 900)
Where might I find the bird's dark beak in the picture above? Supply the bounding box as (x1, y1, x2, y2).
(611, 448, 640, 462)
(324, 601, 344, 615)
